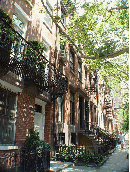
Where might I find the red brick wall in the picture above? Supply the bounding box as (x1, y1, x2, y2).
(44, 102, 52, 145)
(15, 90, 35, 149)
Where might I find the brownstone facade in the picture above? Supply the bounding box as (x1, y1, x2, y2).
(0, 0, 117, 166)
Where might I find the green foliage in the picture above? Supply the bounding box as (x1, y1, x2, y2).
(0, 8, 16, 42)
(26, 40, 47, 75)
(0, 8, 13, 25)
(116, 0, 129, 29)
(117, 93, 129, 132)
(23, 129, 51, 151)
(56, 146, 106, 165)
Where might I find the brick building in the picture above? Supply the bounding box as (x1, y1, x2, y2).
(0, 0, 117, 167)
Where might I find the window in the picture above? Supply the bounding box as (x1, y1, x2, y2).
(85, 101, 89, 129)
(58, 133, 65, 145)
(70, 92, 75, 125)
(13, 2, 30, 38)
(44, 0, 53, 29)
(35, 104, 42, 113)
(89, 73, 92, 86)
(85, 70, 87, 88)
(42, 38, 50, 60)
(0, 88, 17, 145)
(70, 50, 74, 72)
(90, 104, 93, 123)
(58, 96, 64, 123)
(34, 99, 46, 140)
(78, 62, 82, 81)
(94, 107, 96, 123)
(71, 133, 76, 145)
(61, 7, 66, 25)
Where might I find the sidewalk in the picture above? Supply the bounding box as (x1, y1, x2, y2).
(50, 143, 129, 172)
(50, 161, 74, 172)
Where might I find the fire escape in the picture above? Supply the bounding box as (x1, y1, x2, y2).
(0, 18, 68, 100)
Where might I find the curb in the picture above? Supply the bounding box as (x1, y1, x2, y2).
(56, 163, 73, 172)
(50, 162, 74, 172)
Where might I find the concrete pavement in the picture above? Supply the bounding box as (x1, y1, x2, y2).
(50, 143, 129, 172)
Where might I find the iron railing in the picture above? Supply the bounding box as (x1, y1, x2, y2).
(0, 149, 50, 172)
(20, 149, 50, 172)
(84, 121, 117, 153)
(0, 18, 68, 100)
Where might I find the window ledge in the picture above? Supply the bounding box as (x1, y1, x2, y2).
(26, 0, 33, 7)
(0, 146, 18, 150)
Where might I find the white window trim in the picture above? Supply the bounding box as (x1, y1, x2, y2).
(26, 0, 33, 7)
(14, 2, 31, 22)
(43, 0, 53, 31)
(42, 35, 52, 47)
(14, 2, 31, 38)
(0, 83, 19, 148)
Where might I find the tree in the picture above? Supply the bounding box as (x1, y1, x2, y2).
(40, 0, 129, 130)
(117, 93, 129, 132)
(61, 0, 129, 131)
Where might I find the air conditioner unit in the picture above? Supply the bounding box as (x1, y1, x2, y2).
(59, 50, 67, 62)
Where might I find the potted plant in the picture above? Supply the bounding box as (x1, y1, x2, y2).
(20, 129, 51, 172)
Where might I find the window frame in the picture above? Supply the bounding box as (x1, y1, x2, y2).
(61, 7, 66, 25)
(13, 2, 30, 38)
(0, 88, 18, 145)
(58, 96, 64, 123)
(58, 133, 65, 145)
(70, 50, 74, 72)
(78, 61, 82, 81)
(85, 69, 88, 88)
(70, 92, 75, 125)
(44, 0, 53, 30)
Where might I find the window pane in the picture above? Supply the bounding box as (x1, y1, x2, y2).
(58, 96, 64, 122)
(13, 14, 24, 29)
(44, 2, 52, 28)
(58, 133, 65, 144)
(78, 62, 82, 80)
(35, 104, 42, 113)
(0, 89, 16, 145)
(70, 51, 74, 71)
(70, 93, 74, 125)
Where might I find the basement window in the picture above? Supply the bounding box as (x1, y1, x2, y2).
(58, 133, 65, 145)
(71, 133, 76, 145)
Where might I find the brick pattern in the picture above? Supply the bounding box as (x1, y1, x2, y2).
(15, 90, 35, 149)
(44, 102, 53, 145)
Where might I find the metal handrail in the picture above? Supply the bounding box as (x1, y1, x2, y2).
(0, 18, 68, 99)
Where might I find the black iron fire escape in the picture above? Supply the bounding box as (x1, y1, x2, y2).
(0, 18, 68, 100)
